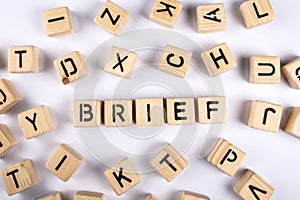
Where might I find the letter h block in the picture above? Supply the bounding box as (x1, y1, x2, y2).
(0, 79, 22, 114)
(73, 100, 102, 127)
(282, 57, 300, 89)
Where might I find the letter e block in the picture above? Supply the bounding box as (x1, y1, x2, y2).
(104, 100, 133, 127)
(35, 192, 62, 200)
(166, 98, 195, 125)
(0, 79, 22, 114)
(198, 96, 226, 124)
(181, 191, 210, 200)
(73, 101, 102, 127)
(282, 57, 300, 89)
(145, 194, 158, 200)
(284, 107, 300, 138)
(74, 190, 104, 200)
(0, 124, 17, 158)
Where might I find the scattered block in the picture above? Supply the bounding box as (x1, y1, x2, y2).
(54, 51, 87, 85)
(45, 144, 83, 182)
(247, 100, 282, 132)
(159, 45, 192, 78)
(1, 159, 39, 196)
(196, 3, 226, 33)
(18, 105, 55, 139)
(104, 158, 140, 196)
(145, 194, 158, 200)
(149, 0, 183, 28)
(197, 96, 226, 124)
(105, 46, 137, 78)
(166, 98, 195, 125)
(35, 192, 62, 200)
(73, 100, 102, 127)
(282, 57, 300, 89)
(0, 124, 17, 158)
(74, 190, 104, 200)
(0, 79, 22, 114)
(201, 43, 237, 77)
(182, 191, 210, 200)
(8, 46, 39, 73)
(104, 100, 133, 127)
(207, 138, 246, 176)
(94, 1, 130, 34)
(284, 107, 300, 138)
(43, 7, 74, 36)
(234, 169, 274, 200)
(151, 144, 187, 182)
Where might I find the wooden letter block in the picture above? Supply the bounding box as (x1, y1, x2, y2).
(151, 144, 187, 182)
(0, 124, 17, 158)
(8, 46, 39, 73)
(74, 190, 104, 200)
(36, 192, 62, 200)
(234, 169, 274, 200)
(104, 100, 133, 127)
(73, 100, 102, 127)
(159, 45, 192, 78)
(240, 0, 275, 29)
(182, 191, 210, 200)
(207, 138, 245, 176)
(201, 43, 237, 77)
(284, 107, 300, 138)
(0, 79, 22, 114)
(1, 159, 39, 196)
(94, 1, 130, 35)
(196, 4, 226, 33)
(18, 105, 55, 139)
(282, 57, 300, 89)
(105, 46, 137, 79)
(197, 96, 226, 124)
(145, 194, 158, 200)
(247, 100, 282, 132)
(104, 158, 140, 196)
(166, 98, 195, 125)
(54, 51, 87, 85)
(149, 0, 183, 28)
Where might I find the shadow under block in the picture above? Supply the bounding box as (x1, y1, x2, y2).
(149, 0, 183, 28)
(250, 56, 280, 84)
(73, 100, 102, 127)
(104, 158, 140, 196)
(0, 79, 22, 114)
(151, 144, 187, 182)
(36, 192, 62, 200)
(43, 7, 74, 36)
(54, 51, 87, 85)
(181, 191, 210, 200)
(94, 1, 130, 34)
(104, 100, 133, 127)
(8, 46, 39, 73)
(282, 57, 300, 89)
(207, 138, 246, 176)
(0, 124, 17, 158)
(159, 45, 192, 78)
(240, 0, 275, 29)
(234, 169, 274, 200)
(284, 107, 300, 138)
(247, 100, 282, 132)
(1, 159, 39, 196)
(45, 144, 83, 182)
(145, 194, 158, 200)
(74, 190, 104, 200)
(18, 105, 55, 139)
(166, 98, 195, 125)
(105, 46, 137, 78)
(201, 43, 237, 77)
(196, 3, 226, 33)
(197, 97, 226, 124)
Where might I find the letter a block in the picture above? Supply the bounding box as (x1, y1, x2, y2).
(282, 57, 300, 89)
(151, 144, 188, 182)
(284, 107, 300, 138)
(247, 100, 282, 132)
(234, 169, 274, 200)
(207, 138, 245, 176)
(166, 98, 195, 125)
(35, 192, 62, 200)
(104, 158, 140, 196)
(104, 100, 133, 127)
(1, 160, 39, 196)
(0, 124, 17, 158)
(197, 96, 226, 124)
(0, 79, 22, 114)
(181, 191, 210, 200)
(74, 190, 104, 200)
(73, 100, 102, 127)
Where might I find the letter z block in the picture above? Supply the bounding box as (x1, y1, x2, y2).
(166, 98, 195, 125)
(74, 190, 104, 200)
(282, 57, 300, 89)
(104, 100, 133, 127)
(73, 100, 102, 127)
(181, 191, 210, 200)
(284, 107, 300, 138)
(0, 124, 17, 158)
(35, 192, 62, 200)
(197, 96, 226, 124)
(0, 79, 22, 114)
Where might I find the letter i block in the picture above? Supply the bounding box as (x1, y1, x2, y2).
(45, 144, 83, 182)
(73, 100, 102, 127)
(104, 158, 140, 196)
(181, 191, 210, 200)
(234, 169, 274, 200)
(104, 100, 133, 127)
(197, 96, 226, 124)
(94, 1, 130, 35)
(35, 192, 62, 200)
(1, 160, 39, 196)
(74, 190, 104, 200)
(207, 139, 245, 176)
(151, 144, 188, 182)
(247, 100, 282, 132)
(0, 124, 17, 158)
(54, 51, 87, 85)
(282, 57, 300, 89)
(145, 194, 158, 200)
(284, 107, 300, 138)
(0, 79, 22, 114)
(149, 0, 183, 28)
(166, 98, 195, 125)
(18, 105, 55, 139)
(159, 45, 192, 78)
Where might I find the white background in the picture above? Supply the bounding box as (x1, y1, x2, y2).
(0, 0, 300, 199)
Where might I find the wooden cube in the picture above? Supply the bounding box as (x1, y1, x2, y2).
(18, 105, 55, 139)
(73, 100, 102, 127)
(0, 79, 22, 114)
(234, 169, 274, 200)
(54, 51, 87, 85)
(166, 98, 195, 125)
(105, 46, 137, 79)
(201, 43, 237, 77)
(43, 7, 74, 36)
(247, 100, 282, 132)
(159, 45, 192, 78)
(104, 158, 140, 196)
(1, 159, 39, 196)
(74, 190, 104, 200)
(135, 98, 165, 126)
(207, 138, 246, 176)
(8, 46, 39, 73)
(151, 144, 187, 182)
(282, 57, 300, 89)
(0, 124, 17, 158)
(196, 3, 226, 33)
(149, 0, 183, 28)
(197, 96, 226, 124)
(104, 100, 133, 127)
(240, 0, 275, 29)
(284, 107, 300, 138)
(35, 192, 62, 200)
(182, 191, 210, 200)
(94, 1, 130, 35)
(145, 194, 158, 200)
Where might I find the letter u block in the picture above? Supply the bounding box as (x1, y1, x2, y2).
(0, 79, 22, 114)
(104, 100, 133, 127)
(166, 98, 195, 125)
(73, 100, 102, 127)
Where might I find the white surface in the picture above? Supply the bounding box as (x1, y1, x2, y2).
(0, 0, 300, 199)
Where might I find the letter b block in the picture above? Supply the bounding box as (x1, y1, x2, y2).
(282, 57, 300, 89)
(166, 98, 195, 125)
(73, 100, 102, 127)
(0, 79, 22, 114)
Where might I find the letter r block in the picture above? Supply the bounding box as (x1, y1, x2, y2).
(166, 98, 195, 125)
(0, 79, 22, 114)
(104, 100, 133, 127)
(73, 100, 102, 127)
(282, 57, 300, 89)
(197, 96, 226, 124)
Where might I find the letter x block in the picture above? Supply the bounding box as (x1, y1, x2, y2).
(74, 190, 104, 200)
(282, 57, 300, 89)
(35, 192, 62, 200)
(284, 107, 300, 138)
(145, 194, 158, 200)
(166, 98, 195, 125)
(0, 79, 22, 114)
(181, 191, 210, 200)
(104, 100, 133, 127)
(73, 100, 102, 127)
(0, 124, 17, 158)
(197, 96, 226, 124)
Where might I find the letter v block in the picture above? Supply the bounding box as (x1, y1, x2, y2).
(0, 79, 22, 114)
(104, 158, 140, 196)
(73, 100, 102, 127)
(104, 100, 133, 127)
